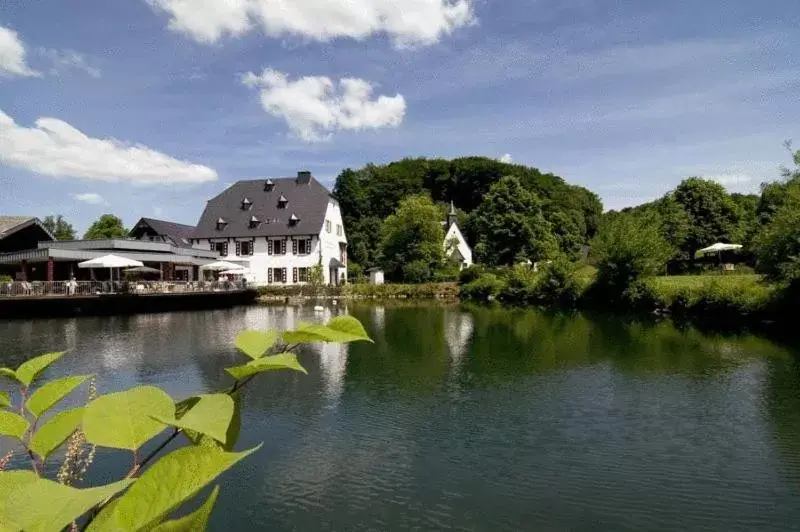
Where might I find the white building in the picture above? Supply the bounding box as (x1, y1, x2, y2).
(443, 202, 473, 270)
(190, 171, 347, 286)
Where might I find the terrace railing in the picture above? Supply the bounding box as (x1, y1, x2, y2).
(0, 280, 246, 298)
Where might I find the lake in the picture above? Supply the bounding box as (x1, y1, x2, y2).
(2, 303, 800, 530)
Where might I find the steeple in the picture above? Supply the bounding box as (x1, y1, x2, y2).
(447, 200, 458, 229)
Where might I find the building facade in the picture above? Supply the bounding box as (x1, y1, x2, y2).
(443, 202, 473, 270)
(189, 172, 347, 286)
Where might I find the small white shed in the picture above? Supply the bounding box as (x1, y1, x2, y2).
(367, 268, 384, 285)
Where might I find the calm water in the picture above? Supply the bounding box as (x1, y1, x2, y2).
(2, 304, 800, 531)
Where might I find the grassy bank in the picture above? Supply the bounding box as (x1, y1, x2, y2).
(257, 282, 458, 301)
(460, 266, 786, 324)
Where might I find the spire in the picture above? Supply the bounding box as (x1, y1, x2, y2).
(449, 200, 456, 215)
(446, 200, 458, 229)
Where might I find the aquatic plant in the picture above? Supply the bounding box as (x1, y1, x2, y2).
(0, 316, 372, 531)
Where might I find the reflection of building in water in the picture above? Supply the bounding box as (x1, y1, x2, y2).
(371, 306, 386, 334)
(317, 341, 349, 406)
(444, 309, 474, 366)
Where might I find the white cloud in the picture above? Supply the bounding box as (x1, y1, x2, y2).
(0, 26, 40, 78)
(0, 108, 218, 184)
(38, 48, 101, 78)
(71, 193, 107, 205)
(147, 0, 473, 47)
(707, 173, 754, 187)
(242, 69, 406, 141)
(498, 153, 513, 163)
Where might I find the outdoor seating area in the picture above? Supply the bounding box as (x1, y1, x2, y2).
(0, 280, 245, 298)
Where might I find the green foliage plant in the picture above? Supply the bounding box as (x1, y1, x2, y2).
(83, 215, 128, 240)
(0, 316, 373, 531)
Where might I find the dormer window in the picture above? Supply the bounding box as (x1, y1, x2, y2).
(216, 217, 227, 231)
(264, 178, 275, 191)
(249, 215, 260, 229)
(241, 197, 252, 210)
(289, 214, 300, 226)
(278, 195, 288, 208)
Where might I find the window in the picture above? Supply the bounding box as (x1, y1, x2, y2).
(216, 218, 227, 231)
(236, 240, 253, 256)
(268, 239, 285, 255)
(336, 224, 343, 236)
(297, 267, 309, 283)
(296, 238, 311, 255)
(213, 242, 228, 256)
(326, 220, 331, 233)
(268, 267, 286, 284)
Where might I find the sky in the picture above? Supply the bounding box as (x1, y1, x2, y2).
(0, 0, 798, 234)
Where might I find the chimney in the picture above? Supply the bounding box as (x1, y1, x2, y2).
(296, 170, 312, 184)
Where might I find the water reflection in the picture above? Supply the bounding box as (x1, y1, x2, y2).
(2, 304, 800, 530)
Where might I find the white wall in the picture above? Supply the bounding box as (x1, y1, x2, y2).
(195, 199, 348, 286)
(444, 222, 473, 268)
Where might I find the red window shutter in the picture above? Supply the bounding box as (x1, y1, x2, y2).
(292, 239, 297, 255)
(282, 268, 287, 283)
(235, 241, 241, 256)
(268, 240, 273, 255)
(268, 268, 273, 283)
(293, 267, 297, 283)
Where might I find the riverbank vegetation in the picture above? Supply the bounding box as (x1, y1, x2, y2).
(454, 145, 800, 323)
(258, 282, 459, 300)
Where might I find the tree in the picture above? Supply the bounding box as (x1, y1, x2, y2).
(468, 176, 558, 266)
(379, 195, 445, 282)
(672, 177, 743, 255)
(753, 179, 800, 283)
(41, 215, 76, 240)
(591, 212, 672, 296)
(84, 214, 127, 240)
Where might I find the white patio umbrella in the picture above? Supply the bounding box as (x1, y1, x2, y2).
(696, 243, 743, 263)
(219, 269, 248, 275)
(200, 261, 245, 271)
(78, 254, 144, 284)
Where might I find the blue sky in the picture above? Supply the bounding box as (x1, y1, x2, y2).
(0, 0, 798, 234)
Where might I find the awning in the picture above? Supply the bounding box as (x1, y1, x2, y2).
(329, 258, 345, 269)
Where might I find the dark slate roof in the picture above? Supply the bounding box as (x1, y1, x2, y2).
(131, 218, 196, 247)
(0, 216, 55, 241)
(190, 175, 332, 239)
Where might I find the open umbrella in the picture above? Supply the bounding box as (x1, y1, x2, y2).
(200, 261, 245, 271)
(124, 266, 162, 274)
(79, 254, 144, 286)
(696, 243, 743, 265)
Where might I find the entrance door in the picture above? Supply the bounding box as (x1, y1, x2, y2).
(330, 267, 338, 286)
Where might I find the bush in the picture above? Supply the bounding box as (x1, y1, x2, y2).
(0, 275, 12, 283)
(458, 265, 486, 284)
(642, 275, 776, 319)
(345, 282, 458, 299)
(402, 260, 432, 283)
(459, 273, 504, 301)
(532, 258, 584, 307)
(497, 264, 539, 303)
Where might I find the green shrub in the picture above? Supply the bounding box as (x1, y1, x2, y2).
(0, 275, 12, 283)
(345, 282, 458, 299)
(532, 259, 584, 307)
(460, 273, 505, 301)
(459, 265, 486, 284)
(402, 260, 432, 283)
(498, 264, 539, 303)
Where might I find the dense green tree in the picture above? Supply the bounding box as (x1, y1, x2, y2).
(41, 215, 76, 240)
(730, 193, 759, 246)
(591, 212, 672, 295)
(753, 179, 800, 282)
(84, 214, 127, 240)
(379, 195, 445, 282)
(468, 176, 558, 266)
(672, 177, 743, 255)
(332, 156, 602, 267)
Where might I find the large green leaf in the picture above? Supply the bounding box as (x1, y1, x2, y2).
(0, 471, 39, 531)
(225, 353, 307, 380)
(29, 407, 84, 460)
(154, 394, 233, 444)
(0, 391, 9, 408)
(0, 411, 29, 440)
(83, 386, 174, 450)
(26, 375, 90, 418)
(326, 316, 373, 343)
(3, 476, 132, 532)
(0, 368, 16, 382)
(282, 317, 373, 345)
(150, 485, 220, 531)
(15, 351, 65, 387)
(88, 444, 260, 531)
(235, 330, 278, 360)
(223, 392, 242, 451)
